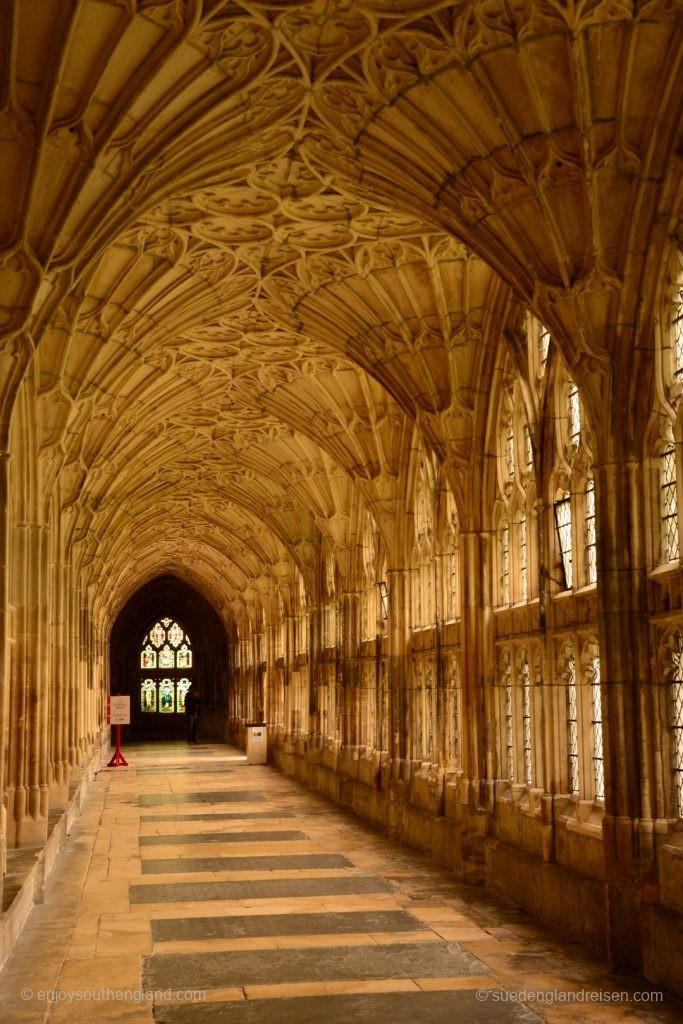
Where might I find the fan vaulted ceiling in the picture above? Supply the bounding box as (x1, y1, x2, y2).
(1, 0, 680, 622)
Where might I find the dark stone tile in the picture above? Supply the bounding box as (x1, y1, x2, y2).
(130, 875, 394, 904)
(144, 942, 487, 990)
(140, 831, 307, 846)
(136, 767, 234, 776)
(151, 910, 426, 942)
(139, 812, 294, 822)
(139, 791, 264, 806)
(153, 991, 542, 1024)
(141, 853, 351, 874)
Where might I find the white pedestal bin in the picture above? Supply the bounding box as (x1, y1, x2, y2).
(245, 723, 267, 764)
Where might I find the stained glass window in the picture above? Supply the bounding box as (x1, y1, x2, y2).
(158, 644, 175, 669)
(670, 636, 683, 816)
(141, 645, 156, 669)
(554, 494, 573, 589)
(661, 443, 679, 562)
(168, 622, 184, 647)
(566, 653, 579, 796)
(591, 656, 604, 801)
(521, 656, 532, 786)
(178, 678, 191, 712)
(150, 622, 165, 647)
(141, 679, 156, 713)
(585, 478, 597, 584)
(139, 619, 193, 716)
(177, 643, 192, 668)
(159, 679, 174, 712)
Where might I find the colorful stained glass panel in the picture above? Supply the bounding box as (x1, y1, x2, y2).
(177, 643, 192, 668)
(159, 679, 174, 712)
(158, 645, 175, 669)
(141, 645, 157, 669)
(177, 678, 191, 712)
(168, 622, 184, 647)
(141, 679, 156, 712)
(149, 622, 165, 647)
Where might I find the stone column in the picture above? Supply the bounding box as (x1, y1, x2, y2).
(6, 521, 50, 847)
(594, 455, 651, 973)
(386, 568, 411, 778)
(0, 452, 9, 886)
(458, 528, 494, 882)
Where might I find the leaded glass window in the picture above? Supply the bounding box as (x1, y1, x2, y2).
(671, 636, 683, 816)
(141, 679, 156, 712)
(150, 623, 165, 647)
(661, 443, 679, 562)
(585, 478, 597, 584)
(159, 679, 174, 712)
(521, 657, 532, 786)
(504, 413, 515, 480)
(539, 325, 550, 373)
(590, 656, 604, 800)
(566, 653, 579, 796)
(524, 424, 533, 472)
(520, 516, 528, 602)
(178, 678, 191, 712)
(673, 293, 683, 380)
(177, 643, 192, 668)
(139, 619, 193, 715)
(502, 654, 513, 780)
(158, 644, 175, 669)
(500, 521, 510, 605)
(141, 645, 156, 669)
(567, 381, 581, 449)
(554, 494, 573, 589)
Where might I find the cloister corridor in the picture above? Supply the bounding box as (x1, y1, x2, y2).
(0, 742, 680, 1024)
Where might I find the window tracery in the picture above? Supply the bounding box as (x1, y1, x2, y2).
(495, 368, 535, 607)
(139, 618, 192, 714)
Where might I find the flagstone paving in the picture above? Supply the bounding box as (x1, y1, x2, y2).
(0, 741, 681, 1024)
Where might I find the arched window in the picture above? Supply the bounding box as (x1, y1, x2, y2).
(494, 366, 535, 606)
(140, 617, 192, 715)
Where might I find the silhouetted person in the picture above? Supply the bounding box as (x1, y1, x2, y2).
(185, 684, 201, 743)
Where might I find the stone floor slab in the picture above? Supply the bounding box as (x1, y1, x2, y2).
(130, 876, 394, 903)
(139, 830, 306, 846)
(151, 990, 543, 1024)
(143, 941, 486, 989)
(151, 909, 426, 942)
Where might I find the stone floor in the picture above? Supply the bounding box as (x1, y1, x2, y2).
(0, 742, 681, 1023)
